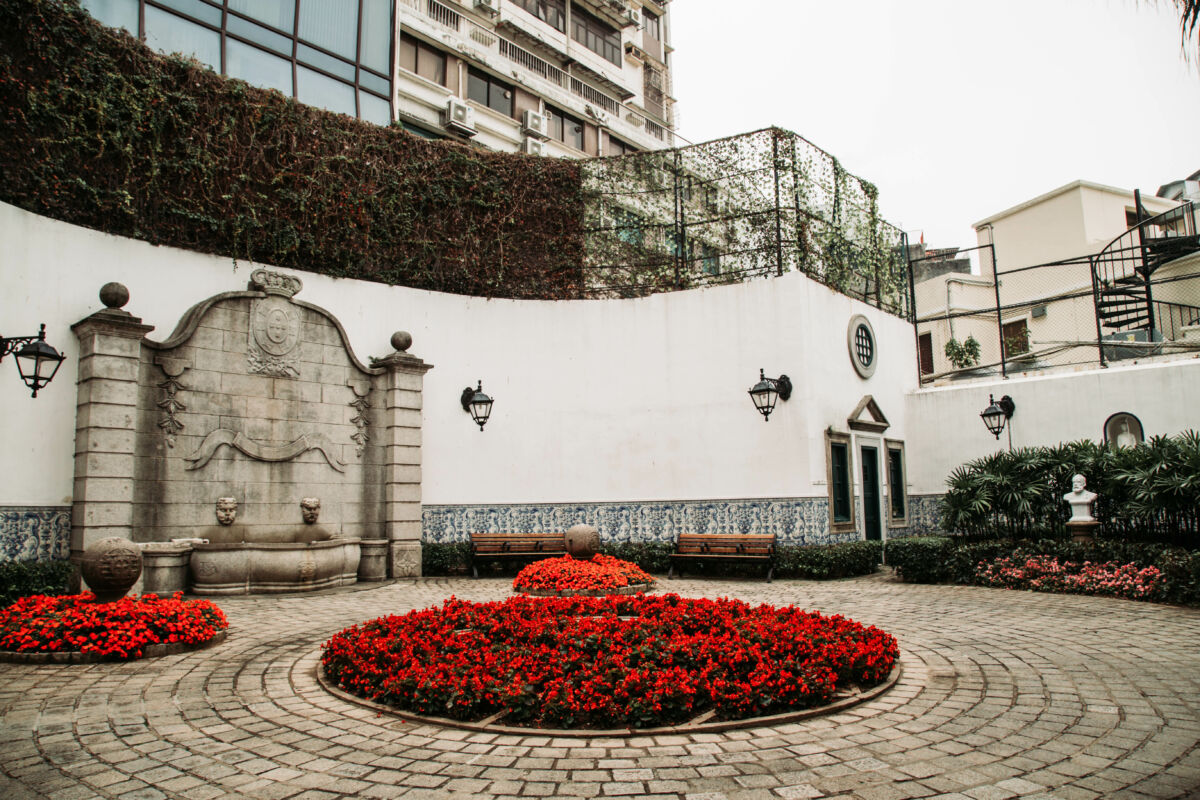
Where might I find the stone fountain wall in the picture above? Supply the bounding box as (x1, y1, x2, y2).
(70, 271, 431, 591)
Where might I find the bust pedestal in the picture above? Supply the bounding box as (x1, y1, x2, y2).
(1066, 519, 1099, 544)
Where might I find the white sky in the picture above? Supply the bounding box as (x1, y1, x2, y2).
(670, 0, 1200, 248)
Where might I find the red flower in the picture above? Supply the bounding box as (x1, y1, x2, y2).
(321, 594, 898, 729)
(513, 554, 654, 594)
(0, 592, 229, 660)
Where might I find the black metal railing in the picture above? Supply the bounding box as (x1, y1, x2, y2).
(912, 201, 1200, 384)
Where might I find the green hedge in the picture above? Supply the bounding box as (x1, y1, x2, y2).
(1, 0, 584, 300)
(421, 539, 879, 579)
(0, 560, 74, 607)
(886, 536, 1200, 605)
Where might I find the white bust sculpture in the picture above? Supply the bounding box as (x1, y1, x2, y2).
(1063, 474, 1098, 523)
(1115, 420, 1137, 449)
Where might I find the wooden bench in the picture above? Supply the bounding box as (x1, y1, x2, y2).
(668, 533, 776, 582)
(469, 533, 566, 578)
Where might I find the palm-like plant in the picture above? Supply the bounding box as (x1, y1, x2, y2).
(1159, 0, 1200, 59)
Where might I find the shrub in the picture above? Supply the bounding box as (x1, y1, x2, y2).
(939, 432, 1200, 544)
(0, 560, 74, 607)
(775, 540, 881, 580)
(975, 556, 1161, 600)
(421, 542, 471, 576)
(888, 536, 1200, 605)
(885, 537, 955, 583)
(599, 541, 673, 574)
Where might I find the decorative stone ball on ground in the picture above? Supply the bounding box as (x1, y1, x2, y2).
(80, 537, 143, 602)
(321, 594, 900, 730)
(513, 553, 654, 596)
(564, 524, 600, 559)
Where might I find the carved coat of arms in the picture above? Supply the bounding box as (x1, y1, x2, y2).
(248, 297, 301, 378)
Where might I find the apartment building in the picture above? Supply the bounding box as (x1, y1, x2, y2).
(79, 0, 674, 156)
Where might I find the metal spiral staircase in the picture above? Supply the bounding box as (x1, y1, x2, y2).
(1092, 199, 1200, 343)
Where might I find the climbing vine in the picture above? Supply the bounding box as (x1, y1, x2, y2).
(0, 0, 585, 299)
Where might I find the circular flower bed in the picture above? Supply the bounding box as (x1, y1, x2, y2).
(513, 554, 654, 595)
(322, 594, 898, 729)
(0, 592, 228, 660)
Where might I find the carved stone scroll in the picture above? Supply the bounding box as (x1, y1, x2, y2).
(154, 357, 191, 448)
(184, 429, 347, 472)
(348, 380, 371, 458)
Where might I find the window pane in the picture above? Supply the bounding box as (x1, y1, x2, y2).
(80, 0, 138, 33)
(144, 7, 220, 70)
(415, 43, 445, 85)
(360, 0, 392, 73)
(359, 69, 389, 95)
(642, 8, 659, 39)
(299, 43, 356, 80)
(488, 80, 511, 116)
(226, 39, 293, 95)
(296, 65, 356, 116)
(229, 0, 294, 32)
(359, 91, 392, 125)
(227, 14, 294, 55)
(831, 443, 851, 522)
(889, 450, 906, 520)
(399, 34, 417, 72)
(153, 0, 222, 26)
(467, 70, 489, 105)
(299, 0, 359, 59)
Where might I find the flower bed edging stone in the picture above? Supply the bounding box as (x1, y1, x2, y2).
(0, 630, 228, 664)
(316, 657, 902, 737)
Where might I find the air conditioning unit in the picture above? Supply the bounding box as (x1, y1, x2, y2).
(474, 0, 499, 16)
(624, 42, 646, 64)
(443, 97, 476, 137)
(523, 137, 545, 156)
(522, 109, 549, 139)
(585, 104, 610, 127)
(623, 4, 639, 25)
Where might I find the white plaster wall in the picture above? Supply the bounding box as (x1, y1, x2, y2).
(0, 202, 916, 508)
(905, 356, 1200, 494)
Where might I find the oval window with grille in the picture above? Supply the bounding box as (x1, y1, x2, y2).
(848, 314, 877, 378)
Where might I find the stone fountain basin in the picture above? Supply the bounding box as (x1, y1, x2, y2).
(190, 538, 361, 595)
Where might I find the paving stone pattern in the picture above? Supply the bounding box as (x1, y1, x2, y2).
(2, 573, 1199, 799)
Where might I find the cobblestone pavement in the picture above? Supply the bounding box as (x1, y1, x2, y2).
(2, 573, 1200, 800)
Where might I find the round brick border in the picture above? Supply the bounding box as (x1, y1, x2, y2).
(0, 630, 228, 664)
(316, 655, 900, 737)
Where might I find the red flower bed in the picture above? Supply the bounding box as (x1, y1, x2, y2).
(0, 592, 228, 660)
(513, 554, 654, 594)
(322, 594, 898, 729)
(975, 556, 1162, 600)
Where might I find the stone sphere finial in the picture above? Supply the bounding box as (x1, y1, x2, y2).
(99, 282, 130, 310)
(565, 524, 601, 560)
(390, 331, 413, 352)
(80, 537, 143, 603)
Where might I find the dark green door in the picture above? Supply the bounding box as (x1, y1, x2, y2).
(861, 445, 881, 541)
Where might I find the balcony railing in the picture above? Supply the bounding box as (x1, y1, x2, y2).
(400, 0, 637, 135)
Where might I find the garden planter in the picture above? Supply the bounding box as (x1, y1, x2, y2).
(357, 539, 388, 581)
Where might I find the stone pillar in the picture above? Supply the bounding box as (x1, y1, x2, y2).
(69, 284, 153, 586)
(372, 332, 432, 578)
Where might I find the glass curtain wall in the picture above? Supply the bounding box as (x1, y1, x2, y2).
(81, 0, 395, 125)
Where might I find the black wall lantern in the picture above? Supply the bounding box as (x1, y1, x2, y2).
(748, 369, 792, 421)
(461, 380, 493, 431)
(981, 394, 1015, 441)
(1, 323, 65, 398)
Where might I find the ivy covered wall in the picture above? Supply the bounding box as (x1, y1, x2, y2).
(0, 0, 585, 299)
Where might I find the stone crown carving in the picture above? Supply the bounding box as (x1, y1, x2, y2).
(249, 269, 303, 298)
